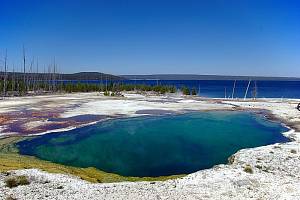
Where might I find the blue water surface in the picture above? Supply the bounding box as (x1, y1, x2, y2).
(17, 111, 289, 177)
(61, 80, 300, 98)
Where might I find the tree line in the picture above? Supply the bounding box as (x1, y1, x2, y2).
(0, 78, 200, 96)
(0, 48, 198, 97)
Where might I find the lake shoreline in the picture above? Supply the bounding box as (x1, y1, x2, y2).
(1, 92, 299, 137)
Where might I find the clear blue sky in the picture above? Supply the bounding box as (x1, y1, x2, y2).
(0, 0, 300, 76)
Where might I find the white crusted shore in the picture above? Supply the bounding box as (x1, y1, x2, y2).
(0, 92, 300, 200)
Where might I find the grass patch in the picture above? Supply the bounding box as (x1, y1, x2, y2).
(0, 137, 184, 183)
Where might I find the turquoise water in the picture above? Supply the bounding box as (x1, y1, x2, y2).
(17, 111, 289, 177)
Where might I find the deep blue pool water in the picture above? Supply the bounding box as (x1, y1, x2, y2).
(17, 111, 289, 177)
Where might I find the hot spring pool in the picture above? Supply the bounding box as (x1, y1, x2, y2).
(17, 111, 289, 177)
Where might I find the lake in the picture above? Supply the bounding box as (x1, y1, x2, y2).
(17, 111, 289, 177)
(61, 80, 300, 98)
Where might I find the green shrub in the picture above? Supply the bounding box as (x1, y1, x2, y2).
(291, 149, 297, 154)
(181, 86, 190, 95)
(18, 175, 30, 185)
(5, 175, 30, 188)
(243, 165, 253, 174)
(5, 177, 18, 188)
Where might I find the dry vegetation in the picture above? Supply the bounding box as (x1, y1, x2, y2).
(243, 164, 254, 174)
(5, 175, 30, 188)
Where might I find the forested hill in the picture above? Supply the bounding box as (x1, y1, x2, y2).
(1, 72, 124, 81)
(121, 74, 300, 81)
(62, 72, 124, 80)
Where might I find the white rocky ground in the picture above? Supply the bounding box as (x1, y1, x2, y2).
(0, 92, 234, 137)
(0, 92, 300, 200)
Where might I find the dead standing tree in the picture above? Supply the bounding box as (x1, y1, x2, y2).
(244, 80, 251, 100)
(252, 81, 258, 100)
(3, 49, 8, 97)
(23, 46, 26, 91)
(231, 80, 236, 99)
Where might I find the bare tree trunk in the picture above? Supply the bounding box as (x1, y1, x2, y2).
(36, 59, 39, 93)
(252, 81, 258, 100)
(47, 65, 50, 92)
(53, 58, 56, 92)
(23, 46, 26, 94)
(231, 80, 236, 99)
(3, 49, 8, 98)
(12, 65, 15, 93)
(29, 58, 34, 92)
(43, 65, 46, 92)
(244, 80, 251, 100)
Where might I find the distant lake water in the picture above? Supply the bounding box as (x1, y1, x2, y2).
(17, 111, 289, 177)
(63, 80, 300, 98)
